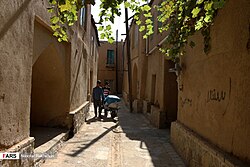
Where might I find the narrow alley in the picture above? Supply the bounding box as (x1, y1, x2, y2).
(1, 0, 250, 167)
(41, 101, 185, 167)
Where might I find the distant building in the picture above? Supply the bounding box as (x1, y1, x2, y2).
(97, 41, 124, 94)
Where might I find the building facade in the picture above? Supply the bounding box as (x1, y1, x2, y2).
(124, 0, 250, 166)
(97, 41, 123, 94)
(123, 1, 178, 129)
(0, 0, 99, 166)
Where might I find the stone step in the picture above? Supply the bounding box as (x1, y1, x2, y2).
(34, 131, 69, 167)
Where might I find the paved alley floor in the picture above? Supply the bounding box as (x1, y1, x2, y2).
(41, 101, 185, 167)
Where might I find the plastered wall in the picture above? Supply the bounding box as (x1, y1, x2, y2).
(0, 0, 98, 149)
(178, 0, 250, 162)
(0, 0, 34, 148)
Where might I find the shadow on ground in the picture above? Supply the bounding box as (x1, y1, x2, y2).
(116, 101, 185, 167)
(30, 126, 68, 148)
(65, 123, 118, 157)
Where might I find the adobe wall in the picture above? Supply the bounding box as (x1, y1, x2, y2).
(128, 10, 178, 127)
(69, 33, 89, 111)
(88, 20, 99, 97)
(172, 0, 250, 164)
(145, 50, 165, 109)
(122, 42, 129, 105)
(0, 0, 34, 149)
(68, 4, 97, 115)
(0, 0, 96, 152)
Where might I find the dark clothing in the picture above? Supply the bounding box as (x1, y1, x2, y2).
(92, 86, 104, 118)
(93, 100, 102, 118)
(92, 86, 105, 101)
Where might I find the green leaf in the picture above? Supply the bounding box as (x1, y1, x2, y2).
(204, 1, 213, 11)
(142, 5, 151, 12)
(144, 13, 152, 18)
(196, 0, 204, 5)
(124, 2, 130, 8)
(195, 20, 203, 30)
(204, 15, 212, 23)
(136, 20, 142, 25)
(49, 0, 57, 5)
(59, 0, 72, 12)
(192, 7, 201, 18)
(179, 6, 183, 12)
(51, 24, 60, 31)
(134, 15, 139, 20)
(100, 33, 105, 39)
(145, 19, 153, 24)
(61, 35, 68, 42)
(68, 22, 74, 26)
(98, 26, 104, 31)
(139, 26, 145, 32)
(50, 16, 60, 24)
(53, 31, 60, 37)
(60, 28, 67, 35)
(147, 29, 153, 35)
(106, 25, 112, 31)
(47, 8, 54, 13)
(108, 37, 114, 43)
(143, 35, 148, 39)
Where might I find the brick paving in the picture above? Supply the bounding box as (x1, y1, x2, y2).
(41, 100, 185, 167)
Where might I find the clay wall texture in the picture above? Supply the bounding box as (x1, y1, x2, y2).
(177, 0, 250, 163)
(0, 0, 98, 153)
(0, 0, 34, 149)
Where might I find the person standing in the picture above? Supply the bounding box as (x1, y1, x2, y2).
(103, 81, 111, 98)
(92, 80, 105, 118)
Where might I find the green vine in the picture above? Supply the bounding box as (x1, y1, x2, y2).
(47, 0, 226, 61)
(97, 0, 149, 43)
(137, 0, 226, 61)
(47, 0, 84, 42)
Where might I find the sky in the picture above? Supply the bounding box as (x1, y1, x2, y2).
(91, 1, 133, 42)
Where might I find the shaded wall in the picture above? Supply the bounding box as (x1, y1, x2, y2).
(163, 60, 178, 124)
(176, 0, 250, 162)
(31, 20, 70, 127)
(31, 45, 68, 127)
